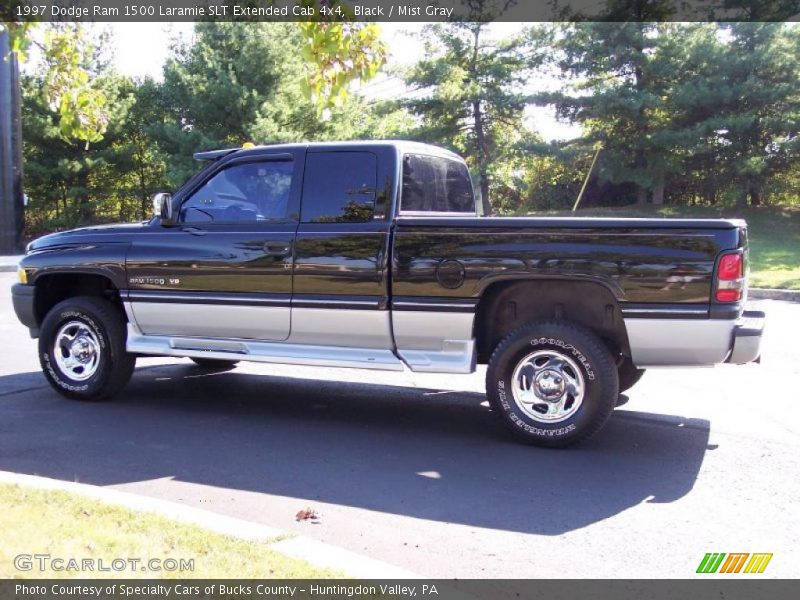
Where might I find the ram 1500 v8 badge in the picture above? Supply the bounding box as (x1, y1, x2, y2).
(11, 141, 765, 447)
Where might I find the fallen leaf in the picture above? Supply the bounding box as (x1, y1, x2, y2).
(295, 507, 320, 522)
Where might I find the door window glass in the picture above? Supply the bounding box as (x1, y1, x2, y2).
(301, 152, 377, 223)
(181, 160, 293, 223)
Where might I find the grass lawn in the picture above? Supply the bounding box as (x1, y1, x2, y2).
(540, 205, 800, 290)
(0, 482, 341, 579)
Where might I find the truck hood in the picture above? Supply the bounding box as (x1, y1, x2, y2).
(26, 221, 152, 252)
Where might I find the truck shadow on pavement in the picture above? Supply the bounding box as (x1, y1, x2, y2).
(0, 364, 712, 536)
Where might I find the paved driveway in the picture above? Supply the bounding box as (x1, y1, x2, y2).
(0, 272, 798, 577)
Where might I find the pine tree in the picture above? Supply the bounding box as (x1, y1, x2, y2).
(542, 20, 684, 204)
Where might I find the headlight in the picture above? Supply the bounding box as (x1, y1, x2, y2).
(17, 267, 27, 284)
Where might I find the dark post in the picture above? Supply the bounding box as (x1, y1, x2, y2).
(0, 28, 24, 254)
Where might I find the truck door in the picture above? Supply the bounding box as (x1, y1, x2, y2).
(125, 150, 303, 341)
(290, 148, 394, 349)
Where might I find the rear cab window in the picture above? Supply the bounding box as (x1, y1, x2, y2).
(401, 154, 476, 215)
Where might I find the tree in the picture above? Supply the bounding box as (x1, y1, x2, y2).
(541, 19, 684, 204)
(21, 70, 141, 230)
(104, 78, 170, 220)
(537, 13, 800, 207)
(711, 23, 800, 205)
(153, 23, 307, 184)
(402, 17, 534, 214)
(154, 22, 395, 186)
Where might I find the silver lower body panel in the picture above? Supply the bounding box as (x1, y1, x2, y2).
(125, 303, 479, 375)
(392, 310, 476, 374)
(625, 318, 734, 366)
(624, 315, 766, 367)
(128, 302, 289, 341)
(288, 308, 393, 348)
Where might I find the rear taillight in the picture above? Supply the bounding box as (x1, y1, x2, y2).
(715, 252, 744, 302)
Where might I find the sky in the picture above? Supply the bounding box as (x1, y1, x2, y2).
(102, 22, 580, 142)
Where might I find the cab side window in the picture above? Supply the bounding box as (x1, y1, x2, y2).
(181, 160, 294, 223)
(401, 154, 475, 213)
(301, 152, 377, 223)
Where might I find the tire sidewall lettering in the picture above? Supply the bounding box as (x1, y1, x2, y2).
(509, 411, 577, 437)
(529, 336, 595, 380)
(43, 351, 90, 392)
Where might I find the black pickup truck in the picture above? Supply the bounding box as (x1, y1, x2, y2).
(11, 141, 765, 447)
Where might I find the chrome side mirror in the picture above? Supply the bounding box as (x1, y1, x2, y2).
(152, 192, 174, 226)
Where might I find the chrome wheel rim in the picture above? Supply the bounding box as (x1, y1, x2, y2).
(53, 320, 101, 381)
(511, 350, 585, 423)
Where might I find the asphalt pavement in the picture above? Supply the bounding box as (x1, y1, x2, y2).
(0, 272, 798, 578)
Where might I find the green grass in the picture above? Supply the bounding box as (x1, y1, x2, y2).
(537, 205, 800, 290)
(0, 482, 342, 579)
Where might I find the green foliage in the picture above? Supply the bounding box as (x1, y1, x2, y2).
(41, 25, 109, 143)
(155, 22, 303, 183)
(2, 20, 111, 145)
(539, 20, 800, 207)
(708, 23, 799, 205)
(0, 22, 35, 62)
(21, 66, 169, 234)
(0, 2, 38, 60)
(297, 16, 386, 114)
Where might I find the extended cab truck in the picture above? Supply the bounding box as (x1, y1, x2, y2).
(11, 141, 765, 447)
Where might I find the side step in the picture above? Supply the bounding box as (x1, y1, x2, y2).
(126, 326, 405, 371)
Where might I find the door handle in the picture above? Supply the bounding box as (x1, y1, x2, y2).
(181, 226, 207, 236)
(263, 241, 292, 257)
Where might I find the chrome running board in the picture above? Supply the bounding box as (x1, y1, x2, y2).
(126, 325, 405, 371)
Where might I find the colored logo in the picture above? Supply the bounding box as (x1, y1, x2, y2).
(696, 553, 773, 574)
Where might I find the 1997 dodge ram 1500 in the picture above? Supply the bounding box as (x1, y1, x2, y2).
(11, 141, 765, 447)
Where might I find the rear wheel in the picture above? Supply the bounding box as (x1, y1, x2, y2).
(190, 358, 239, 369)
(486, 320, 619, 448)
(39, 296, 136, 401)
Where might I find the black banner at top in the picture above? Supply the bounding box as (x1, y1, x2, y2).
(4, 0, 800, 23)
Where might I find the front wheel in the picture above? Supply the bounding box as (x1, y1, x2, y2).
(39, 296, 136, 401)
(486, 320, 619, 448)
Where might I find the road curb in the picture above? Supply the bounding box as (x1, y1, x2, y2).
(0, 470, 421, 579)
(749, 288, 800, 302)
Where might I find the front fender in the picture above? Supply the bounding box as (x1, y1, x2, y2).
(21, 243, 130, 290)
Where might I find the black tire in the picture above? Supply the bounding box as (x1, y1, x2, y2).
(618, 357, 645, 393)
(39, 296, 136, 401)
(190, 358, 239, 369)
(486, 320, 619, 448)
